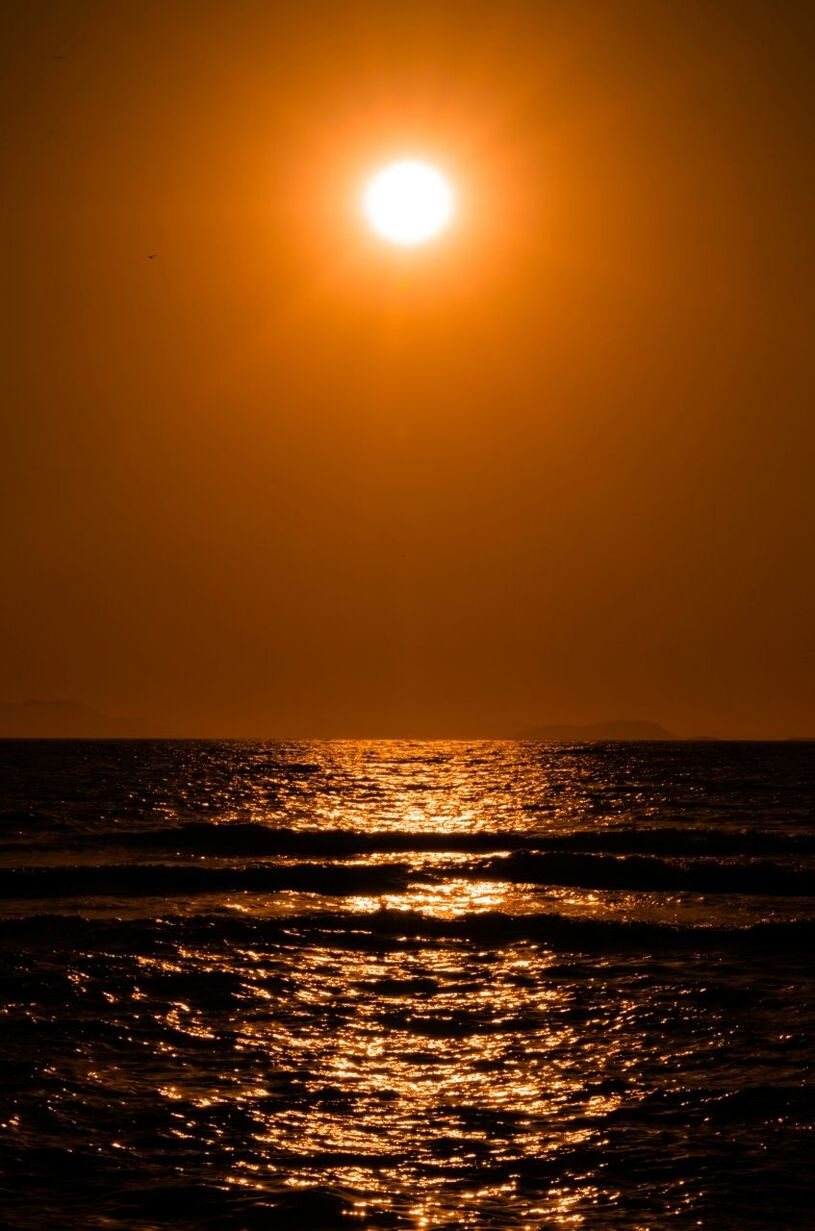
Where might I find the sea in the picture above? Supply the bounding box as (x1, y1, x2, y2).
(0, 739, 813, 1230)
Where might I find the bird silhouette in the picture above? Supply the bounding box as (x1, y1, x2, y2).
(147, 254, 158, 260)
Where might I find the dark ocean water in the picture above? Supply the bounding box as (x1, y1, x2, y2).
(0, 740, 813, 1230)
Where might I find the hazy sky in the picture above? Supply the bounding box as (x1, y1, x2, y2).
(2, 0, 813, 737)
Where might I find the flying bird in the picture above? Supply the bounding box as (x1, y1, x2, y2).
(147, 253, 158, 260)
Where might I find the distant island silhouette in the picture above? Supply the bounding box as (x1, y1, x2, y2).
(0, 707, 806, 741)
(0, 699, 164, 739)
(518, 720, 675, 741)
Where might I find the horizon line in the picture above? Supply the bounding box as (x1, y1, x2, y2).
(1, 734, 813, 743)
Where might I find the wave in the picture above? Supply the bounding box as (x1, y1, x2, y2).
(106, 821, 815, 858)
(2, 850, 814, 899)
(2, 908, 814, 953)
(482, 851, 815, 895)
(114, 823, 524, 855)
(0, 862, 415, 899)
(4, 853, 815, 899)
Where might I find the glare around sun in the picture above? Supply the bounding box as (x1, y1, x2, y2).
(363, 159, 454, 246)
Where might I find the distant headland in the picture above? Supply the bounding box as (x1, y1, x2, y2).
(0, 700, 165, 739)
(517, 720, 675, 741)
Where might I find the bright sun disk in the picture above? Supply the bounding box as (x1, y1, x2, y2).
(363, 159, 454, 246)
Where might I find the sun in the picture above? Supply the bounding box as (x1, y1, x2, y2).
(362, 159, 455, 246)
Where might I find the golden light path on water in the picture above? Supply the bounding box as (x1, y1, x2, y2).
(123, 746, 756, 1227)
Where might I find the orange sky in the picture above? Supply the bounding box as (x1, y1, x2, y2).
(2, 0, 813, 737)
